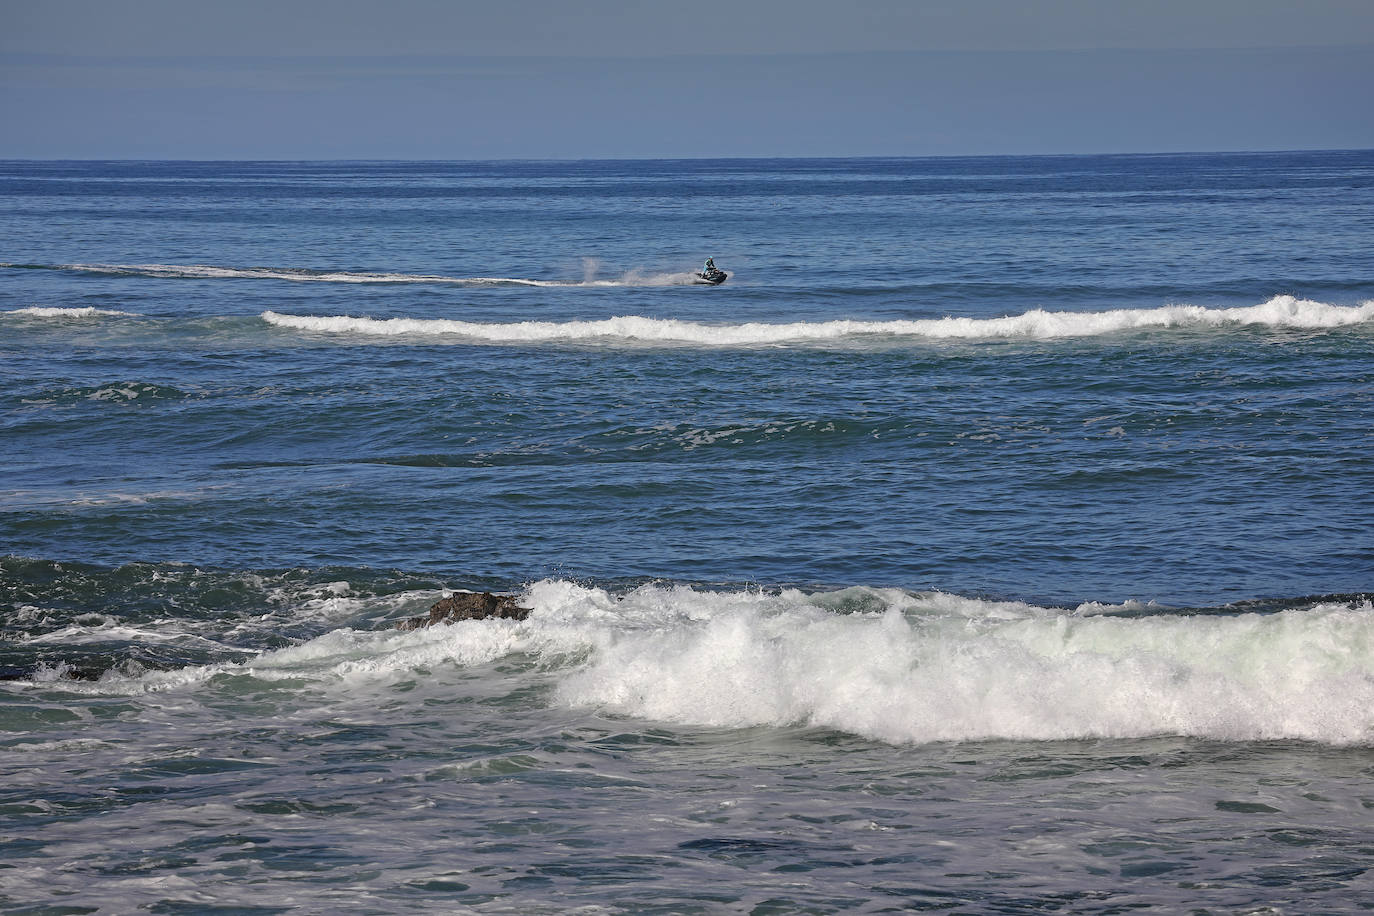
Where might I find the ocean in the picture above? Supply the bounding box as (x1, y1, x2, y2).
(2, 152, 1373, 913)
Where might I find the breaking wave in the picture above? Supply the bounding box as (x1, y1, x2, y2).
(32, 580, 1374, 746)
(262, 296, 1374, 345)
(541, 583, 1374, 745)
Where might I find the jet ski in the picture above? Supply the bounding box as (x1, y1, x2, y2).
(694, 267, 728, 285)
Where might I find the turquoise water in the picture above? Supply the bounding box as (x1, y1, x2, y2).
(2, 153, 1373, 912)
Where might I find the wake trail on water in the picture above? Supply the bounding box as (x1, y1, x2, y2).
(262, 295, 1374, 345)
(22, 581, 1374, 747)
(0, 262, 703, 288)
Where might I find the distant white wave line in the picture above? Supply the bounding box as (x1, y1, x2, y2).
(2, 306, 138, 318)
(34, 262, 700, 288)
(262, 295, 1374, 344)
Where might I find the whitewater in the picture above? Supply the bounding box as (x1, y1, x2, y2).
(259, 295, 1374, 344)
(4, 152, 1374, 913)
(35, 581, 1374, 746)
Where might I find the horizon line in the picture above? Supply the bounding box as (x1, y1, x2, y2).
(2, 147, 1371, 165)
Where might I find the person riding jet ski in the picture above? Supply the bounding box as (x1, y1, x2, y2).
(696, 257, 728, 284)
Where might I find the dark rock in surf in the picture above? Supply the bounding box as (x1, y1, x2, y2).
(396, 591, 530, 630)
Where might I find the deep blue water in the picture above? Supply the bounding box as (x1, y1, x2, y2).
(4, 153, 1373, 605)
(2, 154, 1374, 913)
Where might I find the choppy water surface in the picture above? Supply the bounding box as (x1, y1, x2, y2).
(2, 154, 1373, 912)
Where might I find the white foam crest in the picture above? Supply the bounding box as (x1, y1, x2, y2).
(33, 262, 704, 288)
(261, 296, 1374, 347)
(2, 306, 138, 319)
(546, 586, 1374, 746)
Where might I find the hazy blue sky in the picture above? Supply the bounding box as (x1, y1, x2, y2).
(3, 0, 1373, 158)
